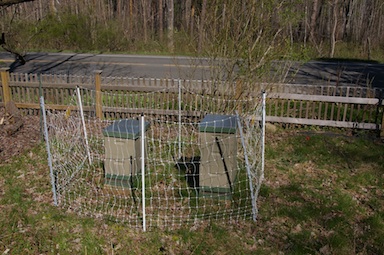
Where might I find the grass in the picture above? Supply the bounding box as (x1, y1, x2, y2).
(0, 128, 383, 254)
(262, 129, 384, 254)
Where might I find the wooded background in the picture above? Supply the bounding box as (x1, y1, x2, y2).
(1, 0, 384, 62)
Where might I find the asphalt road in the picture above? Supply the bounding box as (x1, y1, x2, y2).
(0, 52, 218, 80)
(1, 52, 383, 89)
(282, 60, 384, 89)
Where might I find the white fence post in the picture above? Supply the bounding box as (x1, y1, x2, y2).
(40, 96, 58, 206)
(140, 114, 146, 232)
(76, 86, 92, 165)
(178, 79, 182, 159)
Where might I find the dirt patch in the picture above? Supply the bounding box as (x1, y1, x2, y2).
(0, 107, 41, 163)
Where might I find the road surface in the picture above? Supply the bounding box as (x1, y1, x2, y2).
(0, 52, 220, 80)
(282, 60, 384, 89)
(0, 52, 383, 89)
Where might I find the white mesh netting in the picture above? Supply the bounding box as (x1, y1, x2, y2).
(41, 82, 265, 230)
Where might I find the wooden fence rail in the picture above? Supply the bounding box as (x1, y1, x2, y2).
(1, 68, 383, 137)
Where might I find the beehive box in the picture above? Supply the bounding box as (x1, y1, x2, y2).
(198, 114, 237, 198)
(103, 119, 149, 187)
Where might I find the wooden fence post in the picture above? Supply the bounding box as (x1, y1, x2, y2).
(1, 67, 11, 107)
(94, 70, 103, 119)
(236, 79, 243, 113)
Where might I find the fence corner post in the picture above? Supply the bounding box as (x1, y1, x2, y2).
(94, 70, 103, 119)
(1, 67, 11, 108)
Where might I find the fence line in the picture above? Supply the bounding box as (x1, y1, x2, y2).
(1, 68, 383, 136)
(40, 86, 265, 230)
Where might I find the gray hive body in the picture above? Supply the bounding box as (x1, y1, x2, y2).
(103, 119, 150, 187)
(198, 115, 238, 198)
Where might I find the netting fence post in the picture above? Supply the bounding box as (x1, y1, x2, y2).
(39, 73, 43, 141)
(261, 91, 266, 187)
(76, 86, 92, 165)
(140, 114, 146, 232)
(253, 91, 266, 218)
(178, 79, 182, 159)
(40, 96, 58, 206)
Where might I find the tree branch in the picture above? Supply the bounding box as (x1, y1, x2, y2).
(0, 33, 26, 65)
(0, 0, 35, 7)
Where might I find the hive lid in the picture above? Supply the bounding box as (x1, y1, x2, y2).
(198, 114, 237, 134)
(103, 119, 150, 139)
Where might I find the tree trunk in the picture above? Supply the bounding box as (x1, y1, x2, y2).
(197, 0, 207, 54)
(167, 0, 174, 52)
(49, 0, 57, 15)
(330, 0, 339, 58)
(158, 0, 163, 41)
(190, 4, 195, 39)
(184, 0, 191, 32)
(310, 0, 319, 44)
(142, 0, 148, 43)
(129, 0, 133, 36)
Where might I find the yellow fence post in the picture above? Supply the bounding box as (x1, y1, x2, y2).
(94, 70, 103, 119)
(1, 67, 11, 108)
(236, 79, 243, 113)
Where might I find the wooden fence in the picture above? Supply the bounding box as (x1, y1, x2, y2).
(1, 67, 384, 137)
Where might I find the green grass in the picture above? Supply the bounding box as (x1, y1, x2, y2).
(1, 129, 383, 254)
(262, 129, 384, 254)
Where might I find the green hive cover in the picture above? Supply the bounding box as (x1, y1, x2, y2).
(198, 114, 237, 134)
(103, 119, 150, 139)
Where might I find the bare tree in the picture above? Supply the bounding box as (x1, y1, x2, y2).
(199, 0, 289, 87)
(1, 0, 384, 60)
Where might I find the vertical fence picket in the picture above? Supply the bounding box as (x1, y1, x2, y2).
(55, 81, 59, 105)
(318, 86, 324, 120)
(330, 87, 336, 121)
(336, 93, 342, 121)
(350, 87, 358, 122)
(280, 98, 284, 117)
(324, 86, 330, 120)
(342, 87, 350, 122)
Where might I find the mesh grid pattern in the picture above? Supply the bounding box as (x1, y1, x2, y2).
(43, 84, 265, 230)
